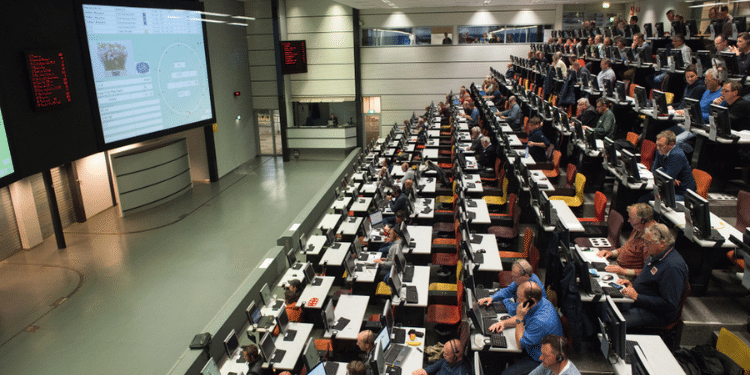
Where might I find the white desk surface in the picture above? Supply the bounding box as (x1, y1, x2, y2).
(427, 130, 441, 138)
(346, 183, 362, 196)
(405, 225, 433, 255)
(465, 156, 479, 171)
(396, 327, 427, 374)
(475, 233, 503, 272)
(352, 258, 380, 282)
(298, 276, 335, 309)
(604, 162, 654, 190)
(392, 265, 430, 307)
(320, 242, 352, 266)
(331, 196, 352, 212)
(353, 172, 366, 182)
(324, 294, 370, 340)
(507, 134, 523, 147)
(350, 197, 373, 213)
(337, 217, 364, 236)
(655, 203, 743, 248)
(466, 198, 491, 224)
(471, 327, 521, 353)
(507, 155, 537, 166)
(361, 182, 378, 194)
(457, 123, 469, 131)
(552, 200, 585, 232)
(416, 177, 437, 194)
(463, 174, 484, 194)
(576, 247, 633, 303)
(610, 334, 686, 375)
(220, 347, 254, 375)
(319, 213, 343, 232)
(271, 322, 314, 370)
(692, 127, 750, 144)
(303, 235, 328, 256)
(530, 170, 555, 191)
(411, 199, 435, 220)
(277, 264, 309, 289)
(422, 148, 439, 159)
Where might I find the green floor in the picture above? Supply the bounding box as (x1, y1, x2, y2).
(0, 155, 345, 375)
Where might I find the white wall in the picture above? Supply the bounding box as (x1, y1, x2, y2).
(203, 0, 258, 177)
(636, 0, 689, 28)
(360, 6, 557, 130)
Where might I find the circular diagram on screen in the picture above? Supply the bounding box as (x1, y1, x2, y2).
(157, 43, 209, 116)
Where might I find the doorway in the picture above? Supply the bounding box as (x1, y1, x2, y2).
(258, 110, 282, 156)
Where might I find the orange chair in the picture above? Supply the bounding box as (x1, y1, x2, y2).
(498, 226, 534, 260)
(640, 139, 656, 171)
(542, 150, 562, 179)
(692, 169, 712, 199)
(626, 132, 639, 147)
(488, 192, 515, 221)
(578, 191, 607, 223)
(426, 280, 464, 326)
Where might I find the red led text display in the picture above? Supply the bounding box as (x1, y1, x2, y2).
(26, 51, 72, 111)
(280, 40, 307, 75)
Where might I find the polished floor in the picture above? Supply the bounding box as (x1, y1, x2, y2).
(0, 155, 345, 375)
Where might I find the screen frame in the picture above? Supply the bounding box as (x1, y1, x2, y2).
(75, 0, 217, 149)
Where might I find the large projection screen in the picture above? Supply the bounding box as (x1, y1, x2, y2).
(0, 106, 14, 181)
(81, 2, 215, 146)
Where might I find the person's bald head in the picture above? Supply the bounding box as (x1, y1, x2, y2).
(357, 330, 375, 352)
(404, 179, 414, 190)
(442, 339, 464, 364)
(401, 163, 409, 172)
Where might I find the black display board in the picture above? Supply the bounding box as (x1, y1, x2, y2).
(280, 40, 308, 75)
(25, 50, 73, 111)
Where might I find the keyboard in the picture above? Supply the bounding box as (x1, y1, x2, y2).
(624, 340, 639, 364)
(292, 263, 303, 270)
(405, 285, 418, 303)
(355, 264, 364, 272)
(392, 327, 406, 344)
(333, 317, 350, 331)
(482, 316, 497, 331)
(590, 262, 608, 271)
(358, 253, 369, 261)
(603, 286, 624, 298)
(257, 315, 274, 329)
(475, 288, 490, 299)
(493, 302, 507, 314)
(306, 244, 316, 252)
(490, 333, 507, 348)
(402, 264, 415, 282)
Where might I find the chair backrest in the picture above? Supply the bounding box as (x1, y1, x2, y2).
(456, 280, 464, 310)
(456, 259, 463, 283)
(574, 173, 587, 202)
(510, 197, 522, 237)
(738, 190, 750, 230)
(692, 169, 712, 199)
(521, 227, 534, 258)
(716, 327, 750, 374)
(545, 144, 555, 162)
(593, 191, 607, 222)
(641, 139, 656, 171)
(529, 244, 540, 273)
(565, 163, 577, 187)
(606, 210, 625, 247)
(551, 150, 561, 170)
(626, 131, 639, 147)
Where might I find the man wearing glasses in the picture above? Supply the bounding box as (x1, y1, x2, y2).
(616, 224, 688, 329)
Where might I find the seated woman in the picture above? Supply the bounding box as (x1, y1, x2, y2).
(595, 203, 655, 278)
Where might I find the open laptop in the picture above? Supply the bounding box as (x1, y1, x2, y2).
(375, 326, 412, 367)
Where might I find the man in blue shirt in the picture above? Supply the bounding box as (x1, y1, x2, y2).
(462, 100, 479, 127)
(499, 96, 522, 131)
(616, 224, 688, 329)
(528, 335, 581, 375)
(638, 130, 696, 203)
(478, 259, 545, 316)
(526, 116, 551, 163)
(489, 282, 563, 375)
(411, 339, 471, 375)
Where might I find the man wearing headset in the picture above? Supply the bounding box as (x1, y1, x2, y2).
(411, 339, 471, 375)
(478, 259, 546, 316)
(489, 282, 563, 375)
(528, 335, 581, 375)
(357, 330, 376, 366)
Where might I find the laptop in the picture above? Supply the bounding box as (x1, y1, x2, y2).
(375, 326, 412, 367)
(370, 211, 385, 230)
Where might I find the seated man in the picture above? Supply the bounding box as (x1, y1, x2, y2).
(478, 259, 546, 316)
(499, 96, 523, 131)
(489, 282, 563, 375)
(526, 116, 550, 163)
(383, 210, 406, 235)
(386, 185, 408, 213)
(529, 335, 581, 375)
(347, 361, 367, 375)
(596, 203, 655, 278)
(638, 130, 696, 203)
(712, 81, 750, 131)
(357, 330, 376, 366)
(617, 224, 689, 329)
(574, 98, 599, 128)
(462, 100, 479, 127)
(411, 339, 471, 375)
(401, 162, 416, 184)
(477, 136, 497, 170)
(584, 98, 615, 140)
(468, 126, 482, 153)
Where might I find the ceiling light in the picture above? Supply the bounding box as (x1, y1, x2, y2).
(227, 22, 249, 27)
(232, 16, 256, 20)
(688, 2, 727, 6)
(602, 2, 610, 8)
(199, 11, 230, 17)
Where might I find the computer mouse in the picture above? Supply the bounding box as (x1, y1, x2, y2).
(602, 275, 614, 282)
(477, 249, 486, 253)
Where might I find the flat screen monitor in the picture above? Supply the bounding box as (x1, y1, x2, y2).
(631, 345, 657, 374)
(559, 112, 570, 132)
(570, 244, 592, 293)
(604, 78, 615, 98)
(624, 47, 635, 63)
(685, 20, 698, 37)
(321, 299, 335, 333)
(0, 105, 14, 183)
(633, 85, 648, 108)
(671, 21, 684, 36)
(303, 338, 320, 372)
(544, 102, 552, 119)
(652, 90, 669, 116)
(530, 179, 541, 205)
(372, 340, 387, 375)
(620, 149, 641, 182)
(259, 283, 272, 306)
(276, 306, 290, 334)
(223, 329, 239, 358)
(200, 358, 221, 375)
(394, 244, 407, 273)
(601, 295, 627, 360)
(717, 52, 741, 76)
(584, 127, 597, 150)
(656, 48, 668, 68)
(381, 299, 394, 332)
(573, 119, 584, 140)
(80, 2, 215, 147)
(375, 326, 390, 352)
(655, 22, 664, 36)
(637, 46, 651, 64)
(644, 23, 653, 38)
(540, 191, 553, 226)
(344, 252, 356, 277)
(304, 262, 316, 283)
(246, 301, 262, 325)
(603, 137, 617, 167)
(654, 168, 677, 209)
(615, 81, 627, 102)
(685, 189, 712, 239)
(555, 218, 570, 256)
(709, 104, 732, 137)
(683, 97, 703, 127)
(589, 73, 600, 91)
(326, 228, 336, 246)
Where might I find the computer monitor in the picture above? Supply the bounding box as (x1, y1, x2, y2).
(276, 307, 290, 334)
(303, 262, 316, 283)
(303, 338, 321, 372)
(615, 81, 627, 102)
(604, 78, 615, 98)
(624, 47, 635, 63)
(321, 299, 335, 333)
(644, 23, 653, 38)
(370, 211, 385, 228)
(709, 104, 733, 137)
(637, 46, 651, 65)
(633, 85, 648, 108)
(656, 48, 668, 68)
(671, 20, 684, 36)
(344, 252, 356, 277)
(584, 127, 597, 150)
(717, 52, 741, 77)
(573, 118, 584, 140)
(559, 112, 570, 132)
(388, 264, 403, 294)
(201, 358, 221, 375)
(683, 97, 703, 127)
(685, 189, 712, 239)
(381, 299, 394, 332)
(655, 22, 664, 36)
(684, 20, 698, 38)
(654, 168, 677, 210)
(474, 351, 485, 375)
(259, 283, 272, 306)
(394, 244, 407, 273)
(589, 73, 600, 91)
(696, 50, 712, 74)
(652, 90, 669, 116)
(570, 244, 593, 293)
(631, 345, 657, 374)
(223, 329, 240, 358)
(600, 295, 627, 360)
(603, 137, 617, 167)
(613, 46, 623, 61)
(530, 179, 541, 205)
(733, 17, 747, 38)
(326, 228, 336, 246)
(540, 191, 553, 226)
(555, 218, 570, 256)
(375, 326, 390, 351)
(246, 301, 262, 325)
(619, 149, 641, 182)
